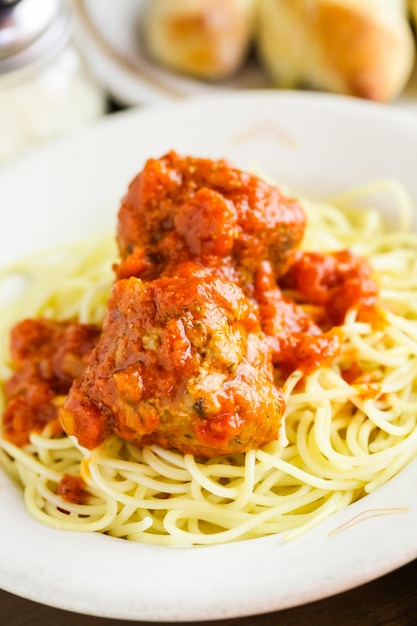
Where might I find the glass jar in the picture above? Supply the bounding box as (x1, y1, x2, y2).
(0, 0, 106, 164)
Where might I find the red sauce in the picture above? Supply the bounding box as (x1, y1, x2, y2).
(255, 261, 342, 377)
(1, 152, 383, 456)
(56, 473, 89, 505)
(2, 319, 100, 446)
(341, 361, 381, 399)
(115, 151, 306, 292)
(280, 250, 379, 326)
(61, 273, 284, 456)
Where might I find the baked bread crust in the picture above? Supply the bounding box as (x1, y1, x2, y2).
(256, 0, 415, 102)
(143, 0, 255, 80)
(410, 0, 417, 26)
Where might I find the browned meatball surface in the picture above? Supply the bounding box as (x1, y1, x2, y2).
(116, 151, 306, 294)
(61, 268, 285, 457)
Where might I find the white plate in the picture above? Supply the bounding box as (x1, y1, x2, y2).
(1, 92, 417, 622)
(72, 0, 269, 106)
(72, 0, 417, 113)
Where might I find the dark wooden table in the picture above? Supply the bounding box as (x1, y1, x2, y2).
(1, 558, 416, 626)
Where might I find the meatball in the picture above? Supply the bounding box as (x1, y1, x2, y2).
(116, 151, 305, 293)
(61, 270, 285, 457)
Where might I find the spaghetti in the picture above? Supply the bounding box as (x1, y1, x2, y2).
(1, 177, 417, 546)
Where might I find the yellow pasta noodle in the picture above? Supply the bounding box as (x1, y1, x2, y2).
(1, 180, 417, 546)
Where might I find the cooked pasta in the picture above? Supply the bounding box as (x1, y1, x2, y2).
(1, 179, 417, 546)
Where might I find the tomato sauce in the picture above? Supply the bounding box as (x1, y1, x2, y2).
(2, 319, 100, 446)
(56, 473, 89, 505)
(280, 249, 379, 326)
(1, 153, 382, 456)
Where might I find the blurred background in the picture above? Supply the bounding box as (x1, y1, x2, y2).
(1, 0, 417, 165)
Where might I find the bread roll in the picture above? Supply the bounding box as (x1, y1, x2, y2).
(142, 0, 255, 81)
(256, 0, 415, 102)
(410, 0, 417, 25)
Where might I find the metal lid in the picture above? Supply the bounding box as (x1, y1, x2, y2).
(0, 0, 72, 74)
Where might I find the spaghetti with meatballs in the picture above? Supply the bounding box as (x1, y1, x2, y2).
(1, 153, 417, 545)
